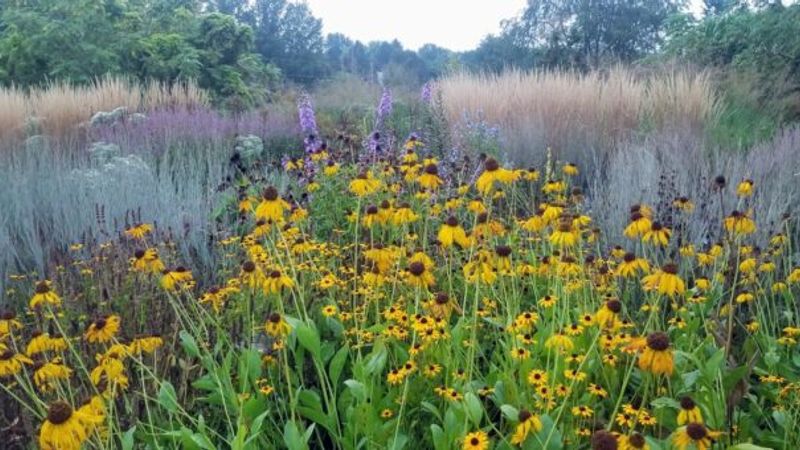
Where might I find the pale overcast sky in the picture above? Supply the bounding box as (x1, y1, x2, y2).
(301, 1, 707, 52)
(302, 0, 528, 51)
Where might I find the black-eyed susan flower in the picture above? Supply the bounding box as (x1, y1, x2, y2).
(265, 313, 291, 337)
(0, 310, 22, 337)
(417, 163, 443, 190)
(130, 335, 163, 354)
(124, 223, 153, 240)
(677, 396, 703, 425)
(39, 400, 103, 450)
(736, 179, 754, 197)
(672, 423, 721, 450)
(349, 171, 381, 196)
(255, 186, 290, 223)
(638, 332, 674, 376)
(595, 299, 622, 329)
(463, 430, 489, 450)
(642, 264, 684, 297)
(85, 315, 121, 344)
(29, 281, 61, 309)
(33, 358, 72, 392)
(0, 349, 33, 376)
(263, 269, 294, 294)
(160, 267, 193, 291)
(619, 432, 648, 450)
(724, 210, 756, 236)
(405, 261, 435, 289)
(590, 430, 617, 450)
(510, 409, 542, 445)
(438, 216, 471, 249)
(616, 253, 649, 278)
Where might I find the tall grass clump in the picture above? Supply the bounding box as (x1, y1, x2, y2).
(0, 76, 208, 142)
(439, 67, 721, 165)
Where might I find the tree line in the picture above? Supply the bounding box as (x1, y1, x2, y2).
(1, 0, 797, 115)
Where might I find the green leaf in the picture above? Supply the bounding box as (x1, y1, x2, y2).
(650, 397, 681, 410)
(344, 379, 366, 402)
(329, 345, 349, 387)
(464, 392, 483, 426)
(157, 381, 179, 413)
(283, 421, 309, 450)
(500, 405, 519, 421)
(727, 445, 774, 450)
(430, 424, 446, 450)
(296, 323, 322, 360)
(121, 426, 136, 450)
(180, 330, 201, 358)
(365, 340, 388, 375)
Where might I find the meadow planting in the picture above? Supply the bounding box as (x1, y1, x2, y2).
(1, 77, 799, 450)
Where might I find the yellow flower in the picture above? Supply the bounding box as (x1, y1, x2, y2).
(736, 179, 754, 197)
(85, 315, 121, 344)
(642, 222, 670, 246)
(438, 216, 472, 248)
(624, 212, 651, 239)
(30, 281, 61, 309)
(724, 210, 756, 236)
(349, 171, 381, 196)
(463, 430, 489, 450)
(677, 396, 703, 425)
(619, 432, 649, 450)
(562, 162, 579, 176)
(132, 248, 165, 274)
(124, 223, 153, 240)
(406, 261, 435, 289)
(672, 423, 721, 450)
(510, 410, 542, 445)
(641, 264, 684, 297)
(549, 223, 579, 247)
(263, 269, 294, 294)
(0, 349, 33, 376)
(255, 186, 290, 223)
(130, 335, 164, 354)
(0, 310, 22, 337)
(417, 164, 443, 190)
(264, 313, 291, 337)
(616, 253, 649, 278)
(638, 332, 674, 376)
(39, 401, 103, 450)
(34, 358, 73, 392)
(160, 267, 193, 291)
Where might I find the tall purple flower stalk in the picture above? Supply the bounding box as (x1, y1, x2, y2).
(375, 88, 393, 129)
(298, 94, 319, 154)
(421, 82, 433, 104)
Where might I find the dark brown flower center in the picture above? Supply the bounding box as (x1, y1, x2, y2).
(484, 158, 499, 171)
(591, 430, 618, 450)
(686, 423, 707, 440)
(518, 409, 532, 422)
(623, 252, 635, 263)
(606, 300, 621, 313)
(46, 401, 73, 425)
(35, 282, 50, 294)
(629, 433, 646, 448)
(496, 245, 511, 257)
(134, 249, 145, 259)
(242, 261, 256, 273)
(269, 313, 281, 323)
(262, 186, 278, 201)
(663, 263, 678, 274)
(408, 262, 425, 276)
(646, 332, 670, 351)
(680, 396, 696, 410)
(424, 164, 438, 175)
(94, 318, 107, 330)
(435, 292, 449, 305)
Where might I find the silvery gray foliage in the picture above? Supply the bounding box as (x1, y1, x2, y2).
(234, 134, 264, 168)
(88, 141, 122, 165)
(89, 106, 128, 127)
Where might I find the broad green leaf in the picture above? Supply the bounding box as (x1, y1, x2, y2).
(157, 381, 179, 413)
(180, 330, 201, 358)
(121, 426, 136, 450)
(329, 345, 349, 387)
(296, 323, 322, 360)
